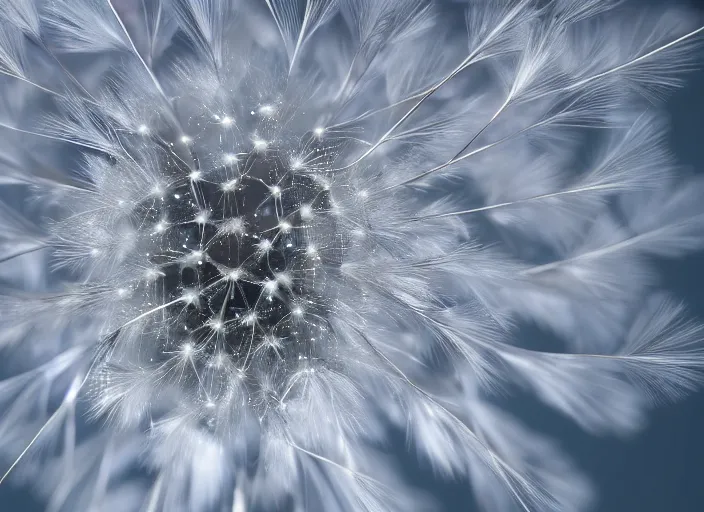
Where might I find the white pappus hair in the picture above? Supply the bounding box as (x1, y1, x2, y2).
(1, 0, 704, 511)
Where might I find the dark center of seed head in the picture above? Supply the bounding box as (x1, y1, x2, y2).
(143, 147, 330, 359)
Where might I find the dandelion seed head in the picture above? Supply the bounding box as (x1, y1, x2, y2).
(1, 1, 703, 512)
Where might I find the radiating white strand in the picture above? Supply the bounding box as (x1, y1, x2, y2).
(172, 0, 239, 70)
(107, 0, 169, 101)
(0, 374, 86, 485)
(0, 0, 40, 39)
(43, 0, 129, 53)
(265, 0, 338, 73)
(332, 0, 535, 171)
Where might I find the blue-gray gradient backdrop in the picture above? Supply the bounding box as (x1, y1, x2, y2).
(1, 0, 703, 510)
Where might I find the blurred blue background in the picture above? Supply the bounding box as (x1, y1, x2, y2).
(1, 0, 704, 510)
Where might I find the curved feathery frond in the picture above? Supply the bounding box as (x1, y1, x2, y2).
(170, 0, 240, 69)
(265, 0, 338, 72)
(42, 0, 129, 53)
(0, 0, 40, 39)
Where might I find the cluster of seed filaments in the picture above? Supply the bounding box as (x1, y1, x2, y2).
(129, 127, 334, 371)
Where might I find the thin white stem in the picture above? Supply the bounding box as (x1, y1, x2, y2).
(289, 441, 380, 486)
(0, 242, 46, 264)
(332, 53, 476, 171)
(405, 184, 614, 223)
(451, 95, 511, 160)
(0, 121, 111, 153)
(33, 37, 99, 104)
(288, 1, 311, 74)
(0, 371, 90, 486)
(377, 94, 630, 194)
(377, 125, 534, 195)
(150, 3, 163, 65)
(569, 25, 704, 91)
(380, 96, 617, 195)
(107, 0, 188, 138)
(0, 403, 60, 484)
(107, 0, 168, 100)
(332, 48, 362, 102)
(326, 88, 422, 131)
(349, 323, 535, 512)
(521, 228, 664, 275)
(526, 25, 704, 105)
(0, 69, 68, 98)
(325, 51, 509, 132)
(120, 297, 185, 329)
(331, 1, 530, 171)
(265, 0, 288, 57)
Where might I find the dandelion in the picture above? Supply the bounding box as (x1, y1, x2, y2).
(1, 1, 704, 511)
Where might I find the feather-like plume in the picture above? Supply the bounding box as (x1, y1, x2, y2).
(0, 1, 703, 512)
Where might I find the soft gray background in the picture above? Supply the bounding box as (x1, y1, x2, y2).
(1, 0, 703, 510)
